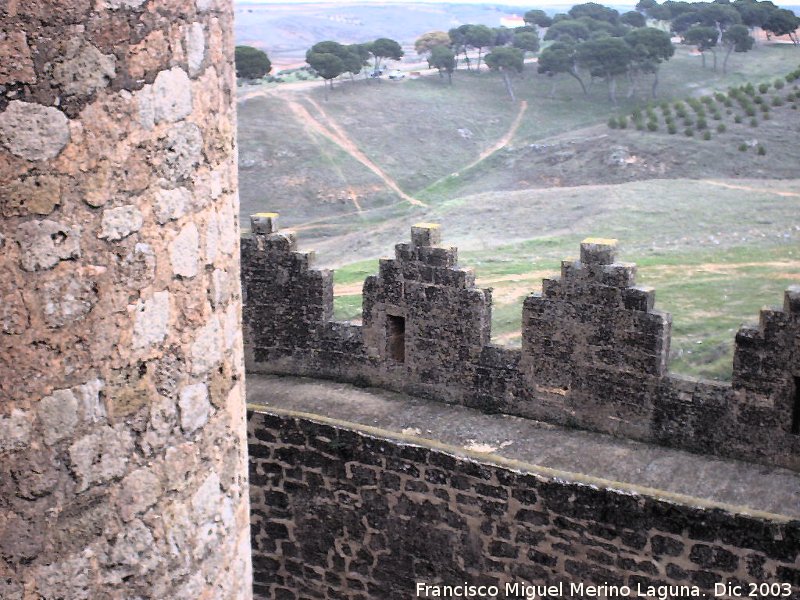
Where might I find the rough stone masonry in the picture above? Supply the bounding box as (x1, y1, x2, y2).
(242, 215, 800, 471)
(247, 402, 800, 600)
(0, 0, 252, 597)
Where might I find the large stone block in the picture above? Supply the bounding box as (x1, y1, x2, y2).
(0, 101, 70, 161)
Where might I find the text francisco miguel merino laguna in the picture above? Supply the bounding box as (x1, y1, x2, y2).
(415, 581, 762, 599)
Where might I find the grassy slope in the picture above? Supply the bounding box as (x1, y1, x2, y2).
(332, 178, 800, 380)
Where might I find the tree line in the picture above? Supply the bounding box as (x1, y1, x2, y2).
(415, 0, 797, 103)
(304, 38, 404, 98)
(234, 0, 799, 103)
(414, 7, 676, 104)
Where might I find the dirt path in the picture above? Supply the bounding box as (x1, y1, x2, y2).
(701, 180, 800, 198)
(284, 97, 428, 208)
(457, 100, 528, 175)
(492, 331, 522, 344)
(645, 260, 800, 276)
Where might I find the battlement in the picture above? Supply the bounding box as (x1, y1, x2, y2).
(241, 215, 800, 471)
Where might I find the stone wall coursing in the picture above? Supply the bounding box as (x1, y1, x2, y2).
(0, 1, 251, 597)
(241, 217, 800, 471)
(248, 410, 800, 600)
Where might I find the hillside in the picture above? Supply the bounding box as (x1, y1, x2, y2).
(237, 42, 800, 380)
(239, 44, 800, 232)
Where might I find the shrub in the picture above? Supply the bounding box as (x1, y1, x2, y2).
(684, 127, 694, 136)
(668, 123, 677, 134)
(750, 118, 758, 127)
(608, 117, 618, 129)
(761, 103, 770, 113)
(757, 144, 766, 155)
(717, 123, 726, 133)
(739, 143, 748, 151)
(619, 116, 628, 129)
(702, 131, 711, 140)
(665, 115, 674, 125)
(763, 112, 770, 120)
(744, 83, 755, 96)
(734, 115, 743, 123)
(758, 82, 769, 94)
(636, 122, 645, 131)
(774, 79, 784, 90)
(632, 109, 642, 121)
(696, 118, 708, 130)
(647, 121, 658, 131)
(772, 96, 783, 106)
(701, 96, 714, 105)
(753, 95, 763, 104)
(712, 111, 722, 120)
(745, 106, 756, 116)
(660, 101, 670, 111)
(683, 117, 694, 126)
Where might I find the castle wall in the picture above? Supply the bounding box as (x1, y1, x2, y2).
(0, 1, 251, 597)
(248, 409, 800, 600)
(241, 216, 800, 471)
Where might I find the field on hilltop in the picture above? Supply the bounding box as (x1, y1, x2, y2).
(237, 39, 800, 381)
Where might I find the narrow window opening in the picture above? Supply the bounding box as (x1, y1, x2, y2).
(387, 315, 406, 363)
(792, 377, 800, 435)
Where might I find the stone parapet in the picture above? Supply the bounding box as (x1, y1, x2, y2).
(247, 400, 800, 600)
(242, 219, 800, 471)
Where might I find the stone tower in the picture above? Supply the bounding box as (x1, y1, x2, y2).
(0, 1, 252, 597)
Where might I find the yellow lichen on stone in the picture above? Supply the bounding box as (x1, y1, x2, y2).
(581, 237, 618, 247)
(413, 222, 440, 229)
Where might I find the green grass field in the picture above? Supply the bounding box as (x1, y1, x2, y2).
(329, 178, 800, 381)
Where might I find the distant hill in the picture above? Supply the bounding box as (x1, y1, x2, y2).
(236, 2, 800, 70)
(235, 3, 515, 68)
(235, 2, 632, 69)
